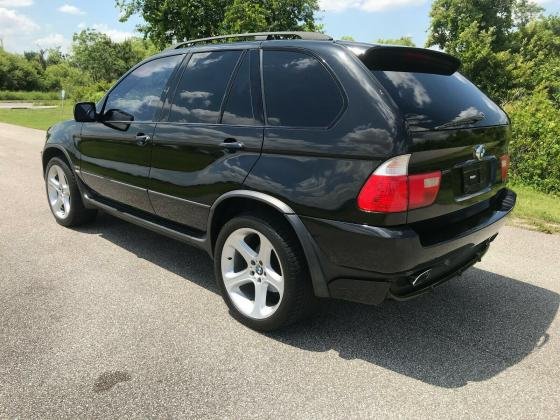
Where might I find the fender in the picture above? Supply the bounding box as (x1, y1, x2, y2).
(207, 190, 330, 298)
(42, 144, 77, 176)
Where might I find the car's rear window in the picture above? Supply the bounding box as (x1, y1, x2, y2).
(372, 71, 508, 131)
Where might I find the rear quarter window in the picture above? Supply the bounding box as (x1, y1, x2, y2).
(373, 71, 508, 131)
(263, 50, 344, 128)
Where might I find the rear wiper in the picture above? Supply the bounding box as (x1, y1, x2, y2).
(435, 112, 486, 130)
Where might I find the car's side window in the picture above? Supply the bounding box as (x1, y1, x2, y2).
(168, 51, 242, 124)
(221, 51, 260, 126)
(104, 54, 184, 122)
(262, 50, 344, 128)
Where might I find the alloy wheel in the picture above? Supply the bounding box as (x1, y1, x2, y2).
(46, 164, 71, 219)
(221, 228, 284, 320)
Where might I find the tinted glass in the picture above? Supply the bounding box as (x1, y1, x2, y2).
(221, 52, 258, 126)
(169, 51, 242, 124)
(263, 50, 343, 127)
(104, 55, 183, 122)
(372, 71, 508, 131)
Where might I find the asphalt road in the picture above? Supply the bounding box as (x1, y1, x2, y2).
(1, 122, 559, 418)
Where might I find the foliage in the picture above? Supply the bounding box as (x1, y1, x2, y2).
(0, 91, 59, 101)
(0, 49, 42, 91)
(425, 0, 558, 103)
(340, 35, 355, 41)
(451, 22, 514, 102)
(509, 16, 560, 104)
(72, 29, 147, 83)
(71, 80, 114, 103)
(116, 0, 320, 48)
(221, 0, 269, 34)
(1, 28, 157, 106)
(376, 36, 415, 46)
(427, 0, 543, 53)
(504, 90, 560, 195)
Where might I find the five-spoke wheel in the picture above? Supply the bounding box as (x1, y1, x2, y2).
(221, 227, 285, 319)
(47, 164, 71, 219)
(215, 215, 315, 331)
(44, 157, 97, 227)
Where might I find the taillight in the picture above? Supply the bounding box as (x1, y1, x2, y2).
(357, 155, 442, 213)
(357, 155, 410, 212)
(408, 171, 441, 210)
(500, 154, 510, 181)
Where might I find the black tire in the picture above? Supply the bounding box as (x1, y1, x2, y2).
(45, 157, 97, 227)
(214, 214, 316, 331)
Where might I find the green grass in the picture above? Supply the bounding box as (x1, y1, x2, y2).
(0, 90, 60, 101)
(0, 105, 73, 130)
(509, 183, 560, 233)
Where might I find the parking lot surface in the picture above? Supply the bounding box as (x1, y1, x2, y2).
(1, 122, 559, 418)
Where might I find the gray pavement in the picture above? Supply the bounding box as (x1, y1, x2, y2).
(0, 122, 559, 418)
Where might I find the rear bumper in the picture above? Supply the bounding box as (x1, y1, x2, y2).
(300, 188, 516, 304)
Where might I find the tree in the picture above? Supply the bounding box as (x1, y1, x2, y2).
(71, 29, 147, 82)
(116, 0, 321, 49)
(452, 22, 514, 102)
(261, 0, 320, 32)
(513, 0, 544, 27)
(221, 0, 269, 34)
(508, 16, 560, 104)
(425, 0, 548, 103)
(45, 48, 65, 67)
(0, 49, 42, 90)
(340, 35, 354, 41)
(426, 0, 543, 53)
(117, 0, 228, 48)
(376, 36, 415, 46)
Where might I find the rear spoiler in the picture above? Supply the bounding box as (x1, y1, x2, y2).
(339, 42, 461, 76)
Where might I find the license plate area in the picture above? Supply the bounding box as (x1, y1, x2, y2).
(462, 162, 490, 195)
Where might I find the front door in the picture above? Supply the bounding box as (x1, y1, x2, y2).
(149, 49, 264, 231)
(79, 54, 184, 213)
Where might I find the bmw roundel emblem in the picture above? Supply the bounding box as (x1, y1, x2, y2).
(474, 144, 486, 161)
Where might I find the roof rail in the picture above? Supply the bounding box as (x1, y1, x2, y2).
(168, 31, 333, 50)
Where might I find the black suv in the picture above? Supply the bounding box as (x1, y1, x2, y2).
(42, 32, 516, 331)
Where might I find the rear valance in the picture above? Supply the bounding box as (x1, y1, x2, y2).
(361, 46, 461, 76)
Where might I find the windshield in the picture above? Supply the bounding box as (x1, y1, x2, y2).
(372, 71, 508, 131)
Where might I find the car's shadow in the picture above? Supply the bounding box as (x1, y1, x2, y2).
(79, 213, 559, 388)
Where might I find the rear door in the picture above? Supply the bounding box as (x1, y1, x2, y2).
(79, 54, 184, 213)
(149, 49, 264, 231)
(369, 52, 510, 222)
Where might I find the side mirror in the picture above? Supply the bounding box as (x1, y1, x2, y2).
(74, 102, 97, 122)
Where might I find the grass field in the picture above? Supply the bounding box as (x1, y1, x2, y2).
(0, 105, 73, 130)
(0, 90, 60, 101)
(509, 183, 560, 234)
(0, 106, 558, 233)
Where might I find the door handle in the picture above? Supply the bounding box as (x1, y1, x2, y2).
(220, 138, 244, 152)
(136, 133, 151, 146)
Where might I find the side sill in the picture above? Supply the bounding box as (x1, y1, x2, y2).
(82, 193, 210, 253)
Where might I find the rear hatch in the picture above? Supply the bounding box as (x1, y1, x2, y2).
(357, 45, 510, 223)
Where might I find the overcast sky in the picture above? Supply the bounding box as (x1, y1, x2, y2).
(1, 0, 559, 53)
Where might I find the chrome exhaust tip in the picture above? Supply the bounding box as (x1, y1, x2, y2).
(411, 269, 432, 287)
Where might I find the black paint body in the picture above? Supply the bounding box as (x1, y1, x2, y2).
(42, 39, 515, 303)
